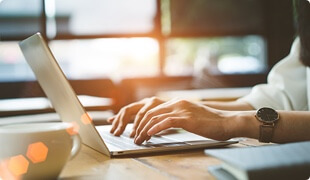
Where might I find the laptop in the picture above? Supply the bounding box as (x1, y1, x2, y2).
(19, 33, 237, 157)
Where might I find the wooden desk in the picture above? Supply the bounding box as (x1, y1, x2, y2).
(60, 138, 265, 180)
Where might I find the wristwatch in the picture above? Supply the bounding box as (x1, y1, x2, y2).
(255, 107, 279, 143)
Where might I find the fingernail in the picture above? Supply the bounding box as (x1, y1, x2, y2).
(134, 137, 141, 144)
(147, 130, 153, 136)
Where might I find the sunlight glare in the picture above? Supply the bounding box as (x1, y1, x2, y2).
(127, 38, 159, 62)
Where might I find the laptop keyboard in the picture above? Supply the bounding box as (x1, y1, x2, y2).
(95, 124, 216, 152)
(98, 128, 186, 150)
(99, 131, 146, 150)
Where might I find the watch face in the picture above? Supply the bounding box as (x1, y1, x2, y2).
(256, 107, 279, 123)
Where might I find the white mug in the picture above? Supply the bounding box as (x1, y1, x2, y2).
(0, 122, 81, 180)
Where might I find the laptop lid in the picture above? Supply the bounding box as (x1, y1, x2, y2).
(19, 33, 111, 156)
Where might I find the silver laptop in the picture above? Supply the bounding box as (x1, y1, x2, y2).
(19, 33, 236, 157)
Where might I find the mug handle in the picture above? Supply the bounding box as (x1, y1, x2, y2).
(70, 134, 81, 159)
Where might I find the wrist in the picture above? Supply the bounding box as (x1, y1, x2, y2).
(224, 111, 260, 139)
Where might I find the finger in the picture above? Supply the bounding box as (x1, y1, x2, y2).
(134, 99, 176, 137)
(110, 105, 133, 134)
(130, 106, 150, 137)
(130, 99, 163, 137)
(134, 113, 175, 144)
(113, 102, 146, 136)
(107, 116, 115, 123)
(147, 117, 185, 136)
(110, 113, 120, 134)
(134, 105, 170, 139)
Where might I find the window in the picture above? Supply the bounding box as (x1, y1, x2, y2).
(0, 0, 41, 39)
(165, 36, 266, 76)
(49, 38, 159, 80)
(0, 0, 159, 81)
(54, 0, 156, 36)
(0, 41, 34, 81)
(0, 0, 294, 86)
(166, 0, 265, 35)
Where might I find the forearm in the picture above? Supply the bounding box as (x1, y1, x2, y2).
(272, 111, 310, 142)
(202, 100, 255, 111)
(225, 110, 310, 143)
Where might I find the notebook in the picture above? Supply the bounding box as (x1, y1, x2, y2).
(205, 141, 310, 180)
(19, 33, 237, 157)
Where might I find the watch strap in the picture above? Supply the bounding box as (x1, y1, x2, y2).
(259, 124, 274, 143)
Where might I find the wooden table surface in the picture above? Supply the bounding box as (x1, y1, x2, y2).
(60, 138, 265, 180)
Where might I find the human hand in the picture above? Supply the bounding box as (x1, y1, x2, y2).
(133, 99, 231, 145)
(107, 97, 166, 137)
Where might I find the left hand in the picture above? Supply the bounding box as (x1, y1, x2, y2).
(133, 99, 231, 145)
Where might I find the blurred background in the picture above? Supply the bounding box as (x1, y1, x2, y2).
(0, 0, 295, 112)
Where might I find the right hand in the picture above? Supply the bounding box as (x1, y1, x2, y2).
(107, 97, 166, 137)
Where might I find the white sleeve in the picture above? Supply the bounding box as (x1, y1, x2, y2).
(238, 38, 308, 110)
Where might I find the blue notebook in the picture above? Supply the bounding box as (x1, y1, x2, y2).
(205, 141, 310, 180)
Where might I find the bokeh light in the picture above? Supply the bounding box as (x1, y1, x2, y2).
(7, 155, 29, 177)
(0, 159, 21, 180)
(26, 142, 48, 164)
(66, 121, 80, 135)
